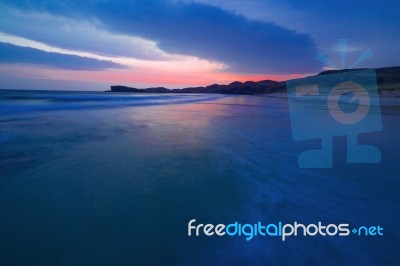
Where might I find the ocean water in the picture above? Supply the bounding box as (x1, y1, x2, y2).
(0, 90, 399, 265)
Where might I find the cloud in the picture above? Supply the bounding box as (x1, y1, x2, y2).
(183, 0, 400, 69)
(0, 0, 322, 74)
(0, 42, 125, 70)
(0, 3, 171, 60)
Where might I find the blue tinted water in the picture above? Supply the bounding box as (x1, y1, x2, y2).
(0, 90, 399, 265)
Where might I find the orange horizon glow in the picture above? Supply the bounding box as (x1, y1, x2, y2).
(0, 64, 312, 89)
(0, 32, 315, 89)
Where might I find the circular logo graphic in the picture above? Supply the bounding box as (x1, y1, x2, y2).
(327, 81, 370, 124)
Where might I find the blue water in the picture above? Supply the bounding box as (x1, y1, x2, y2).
(0, 90, 399, 265)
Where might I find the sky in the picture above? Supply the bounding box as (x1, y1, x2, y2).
(0, 0, 399, 90)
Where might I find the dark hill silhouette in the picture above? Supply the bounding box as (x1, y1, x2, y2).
(109, 66, 400, 94)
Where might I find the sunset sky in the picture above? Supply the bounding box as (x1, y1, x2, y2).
(0, 0, 399, 90)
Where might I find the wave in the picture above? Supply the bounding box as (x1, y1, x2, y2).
(0, 90, 224, 114)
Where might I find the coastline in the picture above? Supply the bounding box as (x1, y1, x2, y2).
(107, 66, 400, 95)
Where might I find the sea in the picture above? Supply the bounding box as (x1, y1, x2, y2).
(0, 89, 399, 265)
